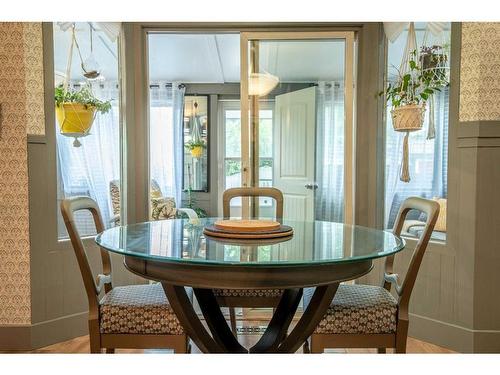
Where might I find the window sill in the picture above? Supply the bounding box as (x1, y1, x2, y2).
(401, 233, 447, 247)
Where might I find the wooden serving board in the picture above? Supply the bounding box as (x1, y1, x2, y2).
(213, 219, 281, 233)
(203, 223, 293, 240)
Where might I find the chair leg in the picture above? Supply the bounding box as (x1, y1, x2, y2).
(173, 335, 189, 353)
(377, 348, 386, 354)
(90, 338, 101, 353)
(303, 338, 311, 354)
(89, 320, 102, 354)
(229, 307, 237, 334)
(310, 335, 324, 354)
(395, 320, 409, 353)
(171, 335, 189, 354)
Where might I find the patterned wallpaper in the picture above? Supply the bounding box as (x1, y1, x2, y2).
(24, 23, 45, 136)
(460, 22, 500, 122)
(0, 22, 44, 325)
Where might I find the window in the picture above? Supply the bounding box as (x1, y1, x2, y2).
(54, 23, 121, 238)
(147, 33, 241, 220)
(384, 23, 450, 241)
(220, 101, 274, 211)
(149, 83, 181, 203)
(183, 95, 209, 192)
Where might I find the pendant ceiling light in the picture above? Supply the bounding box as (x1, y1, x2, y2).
(248, 72, 279, 97)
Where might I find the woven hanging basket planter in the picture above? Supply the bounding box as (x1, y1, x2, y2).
(390, 103, 426, 183)
(56, 103, 97, 146)
(390, 103, 426, 132)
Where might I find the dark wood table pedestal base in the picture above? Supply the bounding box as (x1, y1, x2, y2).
(161, 283, 339, 353)
(123, 256, 373, 354)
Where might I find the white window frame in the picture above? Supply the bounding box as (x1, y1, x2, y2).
(217, 100, 275, 216)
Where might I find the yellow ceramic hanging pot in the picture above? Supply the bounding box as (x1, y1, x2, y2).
(56, 103, 96, 135)
(190, 145, 204, 158)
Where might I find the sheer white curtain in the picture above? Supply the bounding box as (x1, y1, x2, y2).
(384, 88, 449, 228)
(149, 82, 185, 206)
(57, 82, 120, 236)
(315, 81, 345, 222)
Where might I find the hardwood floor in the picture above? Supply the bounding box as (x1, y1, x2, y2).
(1, 308, 454, 354)
(6, 317, 454, 354)
(26, 332, 453, 354)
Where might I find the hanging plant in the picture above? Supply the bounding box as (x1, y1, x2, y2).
(420, 45, 448, 70)
(56, 24, 112, 147)
(381, 49, 449, 129)
(419, 44, 449, 140)
(380, 48, 448, 182)
(55, 85, 112, 146)
(383, 51, 441, 126)
(184, 139, 206, 158)
(182, 186, 208, 218)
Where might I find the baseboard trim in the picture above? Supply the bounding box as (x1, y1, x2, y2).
(31, 311, 88, 349)
(473, 331, 500, 353)
(408, 313, 500, 353)
(0, 325, 32, 351)
(3, 310, 500, 352)
(408, 313, 473, 352)
(0, 312, 88, 351)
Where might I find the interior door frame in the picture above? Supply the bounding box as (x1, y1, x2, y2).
(239, 31, 356, 223)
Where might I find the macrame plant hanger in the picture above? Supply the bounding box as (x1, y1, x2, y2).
(421, 26, 449, 140)
(59, 25, 97, 147)
(191, 100, 202, 148)
(397, 22, 419, 183)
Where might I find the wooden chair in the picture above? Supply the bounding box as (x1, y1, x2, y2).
(61, 196, 190, 353)
(303, 197, 440, 354)
(213, 187, 285, 333)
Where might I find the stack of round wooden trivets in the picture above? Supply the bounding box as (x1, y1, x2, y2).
(203, 219, 293, 239)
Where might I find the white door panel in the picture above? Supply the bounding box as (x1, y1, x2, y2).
(279, 103, 308, 177)
(274, 86, 317, 222)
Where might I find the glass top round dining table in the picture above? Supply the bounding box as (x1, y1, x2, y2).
(95, 218, 404, 266)
(95, 218, 405, 354)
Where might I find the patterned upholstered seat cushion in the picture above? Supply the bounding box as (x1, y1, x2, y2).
(151, 197, 177, 221)
(99, 283, 184, 335)
(109, 179, 177, 224)
(213, 288, 283, 298)
(313, 284, 398, 334)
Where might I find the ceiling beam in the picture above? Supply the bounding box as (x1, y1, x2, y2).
(207, 35, 225, 83)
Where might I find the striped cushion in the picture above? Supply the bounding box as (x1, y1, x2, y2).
(433, 198, 447, 232)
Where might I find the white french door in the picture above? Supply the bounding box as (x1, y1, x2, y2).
(240, 31, 355, 224)
(274, 86, 317, 222)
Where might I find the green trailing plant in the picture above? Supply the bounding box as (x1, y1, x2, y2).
(180, 187, 208, 218)
(379, 49, 449, 108)
(55, 85, 112, 114)
(184, 139, 207, 150)
(420, 45, 448, 70)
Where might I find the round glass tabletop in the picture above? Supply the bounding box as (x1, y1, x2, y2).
(95, 218, 405, 266)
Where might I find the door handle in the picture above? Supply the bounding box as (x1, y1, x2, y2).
(305, 183, 318, 190)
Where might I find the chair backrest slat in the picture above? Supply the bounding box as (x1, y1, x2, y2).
(384, 196, 440, 314)
(60, 197, 112, 316)
(222, 187, 284, 219)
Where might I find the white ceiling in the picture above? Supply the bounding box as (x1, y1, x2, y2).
(148, 34, 345, 83)
(387, 23, 451, 78)
(55, 23, 449, 84)
(54, 25, 346, 84)
(54, 23, 119, 83)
